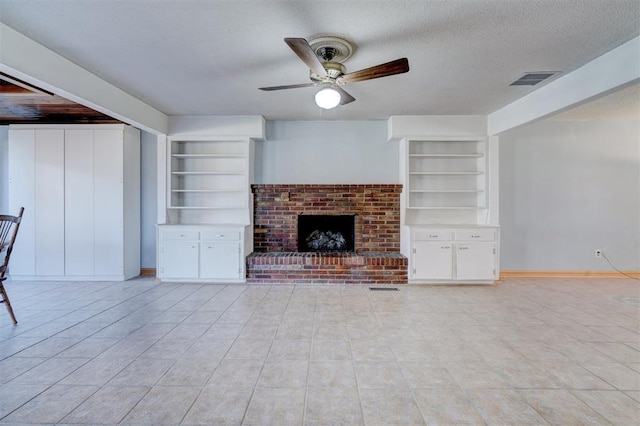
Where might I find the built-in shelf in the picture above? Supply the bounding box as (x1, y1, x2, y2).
(403, 139, 488, 223)
(168, 138, 252, 224)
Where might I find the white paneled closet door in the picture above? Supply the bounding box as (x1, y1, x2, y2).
(64, 130, 95, 276)
(34, 129, 65, 276)
(93, 130, 125, 276)
(7, 129, 36, 276)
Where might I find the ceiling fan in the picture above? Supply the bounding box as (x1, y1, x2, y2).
(259, 36, 409, 109)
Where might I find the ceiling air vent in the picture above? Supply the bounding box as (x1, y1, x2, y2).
(509, 72, 559, 86)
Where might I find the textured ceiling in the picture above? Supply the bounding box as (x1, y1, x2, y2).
(0, 0, 638, 120)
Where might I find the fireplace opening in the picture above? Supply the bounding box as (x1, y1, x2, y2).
(298, 214, 355, 252)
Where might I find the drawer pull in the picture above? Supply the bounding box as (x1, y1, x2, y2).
(217, 234, 225, 237)
(441, 245, 450, 249)
(429, 234, 439, 238)
(459, 246, 469, 250)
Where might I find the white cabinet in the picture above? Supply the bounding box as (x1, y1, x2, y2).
(410, 227, 498, 283)
(158, 225, 246, 282)
(8, 124, 140, 281)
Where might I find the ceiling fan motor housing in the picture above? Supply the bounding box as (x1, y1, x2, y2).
(310, 61, 346, 82)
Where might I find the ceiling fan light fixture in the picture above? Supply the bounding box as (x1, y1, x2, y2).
(315, 87, 341, 109)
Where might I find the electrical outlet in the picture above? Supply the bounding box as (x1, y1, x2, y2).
(595, 249, 602, 258)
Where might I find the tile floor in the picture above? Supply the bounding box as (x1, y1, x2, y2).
(0, 277, 638, 425)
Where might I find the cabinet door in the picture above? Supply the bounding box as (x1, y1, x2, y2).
(64, 130, 95, 276)
(34, 130, 65, 276)
(8, 129, 36, 275)
(413, 241, 453, 280)
(200, 241, 241, 279)
(93, 130, 124, 275)
(455, 242, 495, 280)
(161, 242, 199, 278)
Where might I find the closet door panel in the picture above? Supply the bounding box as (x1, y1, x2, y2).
(64, 130, 95, 276)
(34, 130, 65, 276)
(8, 130, 36, 275)
(93, 130, 124, 275)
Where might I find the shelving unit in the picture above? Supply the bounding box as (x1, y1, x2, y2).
(404, 139, 488, 224)
(167, 137, 251, 224)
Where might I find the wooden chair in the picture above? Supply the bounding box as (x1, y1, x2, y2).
(0, 207, 24, 324)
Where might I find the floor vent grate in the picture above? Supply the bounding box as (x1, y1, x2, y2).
(369, 287, 399, 291)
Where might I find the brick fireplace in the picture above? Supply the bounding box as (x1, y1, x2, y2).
(247, 184, 407, 284)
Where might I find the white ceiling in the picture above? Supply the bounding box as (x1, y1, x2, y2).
(0, 0, 638, 120)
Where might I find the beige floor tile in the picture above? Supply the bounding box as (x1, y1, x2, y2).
(109, 358, 176, 386)
(0, 356, 46, 384)
(62, 385, 149, 424)
(444, 361, 511, 389)
(360, 387, 425, 425)
(488, 359, 561, 388)
(536, 361, 615, 390)
(412, 388, 485, 425)
(60, 357, 132, 385)
(519, 389, 608, 424)
(268, 338, 311, 360)
(183, 338, 234, 360)
(140, 337, 197, 359)
(466, 388, 548, 425)
(0, 383, 49, 418)
(305, 386, 364, 425)
(208, 358, 264, 388)
(308, 360, 357, 388)
(573, 389, 640, 424)
(182, 385, 253, 425)
(586, 342, 640, 363)
(399, 361, 458, 388)
(583, 362, 640, 390)
(9, 356, 89, 385)
(225, 338, 272, 360)
(276, 323, 314, 339)
(238, 324, 279, 340)
(354, 360, 407, 389)
(121, 385, 201, 425)
(258, 359, 308, 388)
(2, 384, 98, 424)
(157, 357, 219, 386)
(310, 339, 352, 360)
(350, 339, 395, 361)
(2, 278, 639, 425)
(244, 387, 305, 425)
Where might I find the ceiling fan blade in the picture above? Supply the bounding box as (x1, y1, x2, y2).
(259, 83, 316, 91)
(338, 58, 409, 84)
(284, 37, 327, 77)
(335, 87, 355, 105)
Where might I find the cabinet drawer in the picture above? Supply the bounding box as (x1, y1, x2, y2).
(160, 229, 199, 240)
(413, 231, 452, 241)
(200, 230, 240, 241)
(455, 230, 495, 241)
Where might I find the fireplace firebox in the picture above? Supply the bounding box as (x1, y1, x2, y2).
(298, 215, 355, 252)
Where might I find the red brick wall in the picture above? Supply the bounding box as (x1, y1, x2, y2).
(251, 184, 402, 253)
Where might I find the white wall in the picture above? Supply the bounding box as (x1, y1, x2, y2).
(500, 118, 640, 271)
(140, 130, 157, 268)
(256, 120, 398, 184)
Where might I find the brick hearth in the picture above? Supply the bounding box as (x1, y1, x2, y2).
(247, 184, 407, 284)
